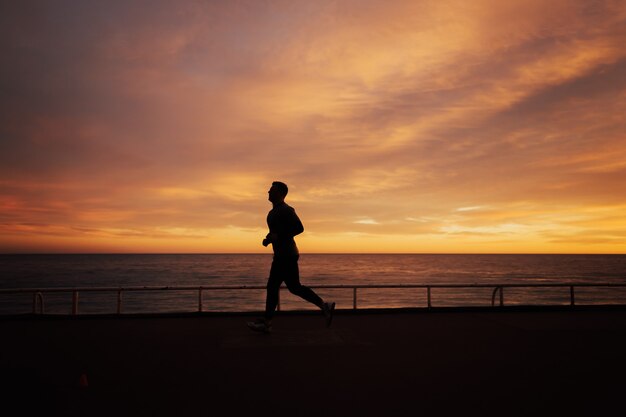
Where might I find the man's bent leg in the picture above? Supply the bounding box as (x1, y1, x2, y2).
(283, 256, 324, 308)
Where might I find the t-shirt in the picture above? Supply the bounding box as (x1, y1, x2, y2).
(266, 203, 304, 256)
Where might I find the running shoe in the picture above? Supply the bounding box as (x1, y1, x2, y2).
(247, 318, 272, 333)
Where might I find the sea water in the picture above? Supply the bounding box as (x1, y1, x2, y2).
(1, 254, 625, 314)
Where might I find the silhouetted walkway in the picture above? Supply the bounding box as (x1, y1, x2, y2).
(2, 308, 626, 416)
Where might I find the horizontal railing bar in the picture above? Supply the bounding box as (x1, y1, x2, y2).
(2, 282, 626, 294)
(2, 281, 626, 316)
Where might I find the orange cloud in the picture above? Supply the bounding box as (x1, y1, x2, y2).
(1, 1, 626, 253)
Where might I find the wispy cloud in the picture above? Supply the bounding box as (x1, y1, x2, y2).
(1, 0, 625, 253)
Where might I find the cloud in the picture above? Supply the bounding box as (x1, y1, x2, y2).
(1, 0, 625, 253)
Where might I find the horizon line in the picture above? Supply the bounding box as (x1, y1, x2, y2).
(2, 252, 625, 256)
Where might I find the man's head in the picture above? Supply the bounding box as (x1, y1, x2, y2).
(268, 181, 288, 204)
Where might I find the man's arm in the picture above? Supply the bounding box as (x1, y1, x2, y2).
(262, 207, 303, 247)
(289, 210, 304, 237)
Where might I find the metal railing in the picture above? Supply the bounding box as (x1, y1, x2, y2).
(1, 282, 626, 315)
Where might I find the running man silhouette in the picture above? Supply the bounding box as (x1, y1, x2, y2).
(247, 181, 335, 333)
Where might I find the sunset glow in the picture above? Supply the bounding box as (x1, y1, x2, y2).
(1, 1, 626, 253)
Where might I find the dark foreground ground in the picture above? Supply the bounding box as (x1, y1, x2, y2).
(2, 307, 626, 416)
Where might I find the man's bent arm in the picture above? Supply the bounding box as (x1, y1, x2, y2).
(288, 210, 304, 237)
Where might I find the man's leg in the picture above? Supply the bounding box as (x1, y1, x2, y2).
(283, 255, 335, 327)
(282, 255, 324, 308)
(264, 258, 283, 320)
(248, 259, 282, 333)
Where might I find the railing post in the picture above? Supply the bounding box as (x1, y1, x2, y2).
(353, 287, 358, 310)
(427, 287, 432, 309)
(198, 288, 203, 313)
(72, 291, 79, 315)
(32, 292, 44, 314)
(491, 285, 504, 307)
(570, 286, 575, 306)
(117, 289, 123, 314)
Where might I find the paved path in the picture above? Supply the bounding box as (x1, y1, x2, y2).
(2, 308, 626, 416)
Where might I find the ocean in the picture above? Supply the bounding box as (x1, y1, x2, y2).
(1, 254, 625, 314)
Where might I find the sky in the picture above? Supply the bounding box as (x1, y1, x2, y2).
(1, 0, 626, 254)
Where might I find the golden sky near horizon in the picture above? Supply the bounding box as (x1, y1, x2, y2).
(1, 0, 626, 253)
